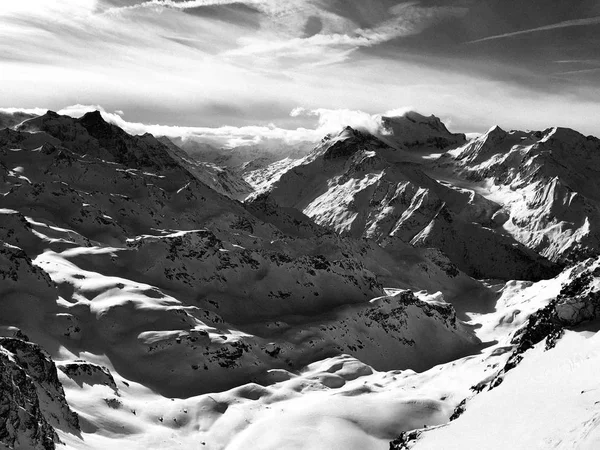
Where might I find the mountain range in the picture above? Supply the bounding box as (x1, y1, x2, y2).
(1, 109, 600, 450)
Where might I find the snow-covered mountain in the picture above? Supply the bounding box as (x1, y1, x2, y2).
(250, 121, 557, 280)
(2, 109, 600, 450)
(379, 111, 466, 151)
(436, 125, 600, 264)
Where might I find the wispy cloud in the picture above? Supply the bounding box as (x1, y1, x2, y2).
(553, 68, 600, 76)
(554, 60, 600, 65)
(467, 16, 600, 44)
(224, 3, 467, 67)
(104, 0, 265, 13)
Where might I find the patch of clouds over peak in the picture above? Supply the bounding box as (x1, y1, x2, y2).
(290, 107, 398, 136)
(1, 104, 416, 148)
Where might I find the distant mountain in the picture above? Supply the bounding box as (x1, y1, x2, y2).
(379, 111, 466, 151)
(168, 135, 314, 171)
(157, 136, 252, 200)
(0, 110, 38, 129)
(438, 125, 600, 262)
(251, 122, 557, 280)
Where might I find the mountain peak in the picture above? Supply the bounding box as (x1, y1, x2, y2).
(339, 125, 362, 138)
(488, 124, 505, 134)
(540, 126, 587, 143)
(80, 110, 107, 126)
(380, 111, 465, 150)
(404, 110, 438, 123)
(482, 125, 508, 141)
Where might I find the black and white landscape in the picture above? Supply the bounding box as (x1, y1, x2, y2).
(2, 2, 600, 450)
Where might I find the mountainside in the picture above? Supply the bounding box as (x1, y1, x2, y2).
(157, 136, 253, 201)
(2, 109, 600, 450)
(168, 135, 313, 172)
(437, 125, 600, 263)
(250, 120, 558, 280)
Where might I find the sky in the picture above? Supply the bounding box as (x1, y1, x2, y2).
(1, 0, 600, 146)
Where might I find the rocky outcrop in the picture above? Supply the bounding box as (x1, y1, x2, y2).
(486, 258, 600, 388)
(390, 430, 422, 450)
(0, 338, 79, 450)
(58, 362, 118, 392)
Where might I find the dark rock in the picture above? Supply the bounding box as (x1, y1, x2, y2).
(0, 338, 79, 450)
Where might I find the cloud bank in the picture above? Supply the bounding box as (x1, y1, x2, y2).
(2, 104, 418, 148)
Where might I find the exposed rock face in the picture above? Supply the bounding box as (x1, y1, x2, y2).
(58, 362, 118, 392)
(487, 258, 600, 386)
(0, 240, 61, 330)
(0, 338, 79, 450)
(389, 429, 422, 450)
(554, 261, 600, 325)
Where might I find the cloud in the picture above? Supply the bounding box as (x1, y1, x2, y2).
(4, 104, 414, 148)
(37, 104, 321, 147)
(383, 107, 415, 117)
(0, 107, 49, 116)
(290, 107, 388, 135)
(223, 3, 467, 67)
(553, 68, 600, 77)
(467, 16, 600, 44)
(104, 0, 265, 13)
